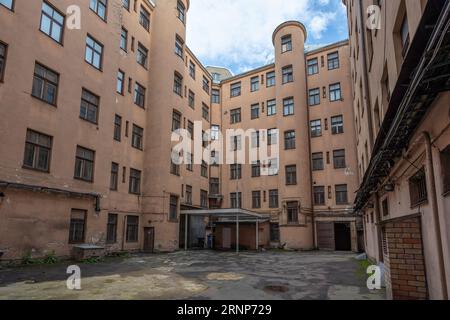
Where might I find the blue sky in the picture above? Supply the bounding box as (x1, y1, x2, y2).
(186, 0, 349, 75)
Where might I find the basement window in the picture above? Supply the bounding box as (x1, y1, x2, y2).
(409, 168, 428, 207)
(69, 209, 86, 244)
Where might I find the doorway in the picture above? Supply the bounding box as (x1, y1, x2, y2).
(334, 223, 351, 251)
(143, 227, 155, 253)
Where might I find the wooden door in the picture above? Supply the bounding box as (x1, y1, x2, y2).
(143, 227, 155, 253)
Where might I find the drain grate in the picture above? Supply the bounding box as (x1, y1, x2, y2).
(264, 285, 289, 293)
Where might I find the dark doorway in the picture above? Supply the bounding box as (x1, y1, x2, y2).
(334, 223, 351, 251)
(143, 227, 155, 253)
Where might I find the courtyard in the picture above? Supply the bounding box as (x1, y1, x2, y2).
(0, 251, 385, 300)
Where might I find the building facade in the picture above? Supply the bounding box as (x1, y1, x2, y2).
(0, 0, 360, 261)
(344, 0, 449, 300)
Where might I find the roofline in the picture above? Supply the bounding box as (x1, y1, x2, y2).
(220, 63, 275, 84)
(272, 21, 308, 44)
(306, 39, 350, 56)
(185, 46, 213, 80)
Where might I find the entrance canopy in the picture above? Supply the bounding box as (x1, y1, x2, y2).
(180, 208, 270, 253)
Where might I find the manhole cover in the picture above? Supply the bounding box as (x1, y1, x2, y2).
(264, 285, 289, 293)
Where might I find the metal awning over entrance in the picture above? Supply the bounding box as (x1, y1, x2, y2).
(180, 209, 270, 253)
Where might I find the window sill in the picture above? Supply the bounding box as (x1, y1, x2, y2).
(74, 177, 94, 184)
(80, 117, 98, 126)
(31, 94, 57, 108)
(22, 165, 50, 174)
(39, 30, 64, 47)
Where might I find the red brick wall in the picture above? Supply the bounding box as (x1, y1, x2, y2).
(383, 216, 428, 300)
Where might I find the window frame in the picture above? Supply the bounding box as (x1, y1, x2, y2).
(89, 0, 107, 21)
(39, 1, 65, 44)
(85, 34, 103, 70)
(129, 168, 141, 195)
(23, 129, 53, 172)
(74, 146, 95, 182)
(0, 41, 7, 82)
(79, 88, 100, 125)
(31, 62, 59, 106)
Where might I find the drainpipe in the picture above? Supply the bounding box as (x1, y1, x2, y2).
(423, 131, 448, 300)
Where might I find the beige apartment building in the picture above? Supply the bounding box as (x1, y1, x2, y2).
(344, 0, 449, 300)
(0, 0, 360, 261)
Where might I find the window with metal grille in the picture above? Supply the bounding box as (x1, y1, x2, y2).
(69, 209, 86, 244)
(110, 162, 118, 191)
(80, 89, 99, 124)
(134, 82, 146, 108)
(312, 152, 324, 171)
(32, 63, 59, 105)
(126, 216, 139, 242)
(40, 2, 65, 43)
(314, 186, 325, 205)
(284, 131, 296, 150)
(409, 168, 428, 207)
(106, 213, 118, 243)
(85, 35, 103, 70)
(74, 146, 95, 182)
(23, 129, 52, 172)
(252, 191, 261, 209)
(139, 6, 150, 31)
(333, 149, 346, 169)
(287, 202, 299, 224)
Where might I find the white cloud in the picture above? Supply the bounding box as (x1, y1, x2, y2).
(186, 0, 341, 73)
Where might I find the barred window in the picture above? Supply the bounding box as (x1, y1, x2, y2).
(126, 216, 139, 242)
(409, 168, 428, 207)
(69, 209, 86, 244)
(287, 201, 299, 224)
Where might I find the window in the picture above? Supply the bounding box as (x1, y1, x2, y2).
(171, 158, 180, 176)
(328, 51, 340, 70)
(409, 168, 428, 207)
(201, 190, 208, 208)
(281, 35, 292, 53)
(230, 164, 242, 180)
(132, 124, 143, 150)
(441, 146, 450, 194)
(185, 152, 193, 171)
(312, 153, 324, 171)
(23, 129, 52, 172)
(122, 0, 130, 10)
(267, 99, 276, 116)
(284, 131, 296, 150)
(137, 43, 148, 68)
(287, 202, 299, 224)
(189, 61, 196, 79)
(310, 120, 322, 137)
(400, 15, 410, 56)
(212, 89, 220, 104)
(0, 0, 13, 10)
(252, 161, 261, 177)
(202, 103, 210, 121)
(211, 125, 220, 141)
(314, 186, 325, 205)
(309, 88, 320, 106)
(382, 198, 389, 217)
(117, 70, 125, 94)
(230, 192, 242, 209)
(175, 35, 184, 58)
(266, 129, 277, 146)
(201, 161, 208, 178)
(251, 131, 260, 148)
(285, 165, 297, 185)
(282, 65, 293, 84)
(230, 108, 241, 124)
(128, 168, 141, 195)
(114, 115, 122, 141)
(268, 158, 278, 176)
(251, 76, 259, 92)
(331, 115, 344, 134)
(110, 162, 118, 191)
(187, 90, 195, 108)
(266, 71, 275, 87)
(85, 35, 103, 70)
(269, 190, 279, 208)
(74, 146, 95, 182)
(126, 216, 139, 242)
(120, 28, 128, 52)
(79, 89, 99, 124)
(40, 2, 65, 43)
(90, 0, 107, 20)
(32, 63, 59, 105)
(185, 186, 192, 205)
(172, 111, 181, 131)
(139, 6, 150, 31)
(307, 58, 319, 75)
(333, 149, 346, 169)
(203, 76, 210, 94)
(335, 185, 348, 205)
(0, 42, 6, 81)
(174, 72, 183, 96)
(134, 82, 146, 108)
(251, 104, 260, 120)
(212, 72, 221, 83)
(177, 0, 186, 23)
(210, 178, 220, 195)
(252, 191, 261, 209)
(69, 209, 86, 244)
(169, 195, 178, 221)
(283, 97, 294, 116)
(230, 82, 241, 97)
(329, 83, 342, 101)
(106, 213, 118, 243)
